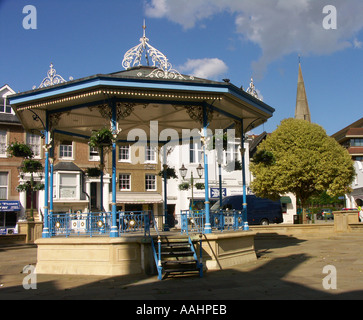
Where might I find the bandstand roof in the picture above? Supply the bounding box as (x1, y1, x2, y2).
(8, 24, 275, 142)
(9, 65, 274, 142)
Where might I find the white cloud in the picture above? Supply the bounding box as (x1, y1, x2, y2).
(144, 0, 363, 78)
(353, 38, 363, 48)
(178, 58, 228, 80)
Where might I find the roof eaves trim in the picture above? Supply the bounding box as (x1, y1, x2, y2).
(9, 77, 230, 105)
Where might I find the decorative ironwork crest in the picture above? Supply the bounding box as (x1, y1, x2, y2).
(33, 63, 73, 89)
(122, 22, 193, 80)
(245, 77, 262, 101)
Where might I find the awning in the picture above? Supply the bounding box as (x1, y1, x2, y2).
(0, 201, 21, 212)
(280, 196, 292, 204)
(116, 192, 163, 204)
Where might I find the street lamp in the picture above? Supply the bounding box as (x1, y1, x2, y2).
(196, 163, 204, 179)
(179, 164, 188, 180)
(179, 164, 204, 210)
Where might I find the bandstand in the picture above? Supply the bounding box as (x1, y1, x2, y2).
(9, 26, 275, 277)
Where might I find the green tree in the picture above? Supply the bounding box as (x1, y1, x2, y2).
(250, 118, 355, 223)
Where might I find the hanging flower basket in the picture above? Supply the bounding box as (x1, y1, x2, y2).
(89, 127, 114, 148)
(7, 141, 33, 158)
(16, 181, 44, 192)
(85, 167, 102, 177)
(158, 166, 178, 179)
(195, 182, 205, 190)
(20, 159, 43, 173)
(178, 182, 190, 191)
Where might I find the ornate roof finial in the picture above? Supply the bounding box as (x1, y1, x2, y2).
(33, 63, 73, 89)
(142, 19, 146, 38)
(246, 77, 262, 101)
(122, 21, 193, 80)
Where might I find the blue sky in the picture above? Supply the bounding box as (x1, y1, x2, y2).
(0, 0, 362, 136)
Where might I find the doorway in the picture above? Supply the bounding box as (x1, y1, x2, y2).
(167, 204, 176, 227)
(90, 182, 98, 210)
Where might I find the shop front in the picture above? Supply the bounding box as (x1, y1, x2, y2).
(0, 200, 21, 234)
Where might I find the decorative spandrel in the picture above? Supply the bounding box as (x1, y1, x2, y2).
(33, 63, 73, 89)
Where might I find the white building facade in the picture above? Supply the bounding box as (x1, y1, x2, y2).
(162, 135, 251, 228)
(346, 161, 363, 209)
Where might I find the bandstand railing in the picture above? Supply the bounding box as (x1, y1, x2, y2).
(49, 211, 152, 237)
(181, 210, 244, 234)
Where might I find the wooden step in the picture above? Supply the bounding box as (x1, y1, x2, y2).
(163, 268, 200, 274)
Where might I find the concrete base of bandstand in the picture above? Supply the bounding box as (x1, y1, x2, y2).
(35, 231, 257, 276)
(196, 231, 257, 271)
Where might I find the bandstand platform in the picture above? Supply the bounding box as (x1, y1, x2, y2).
(35, 229, 256, 277)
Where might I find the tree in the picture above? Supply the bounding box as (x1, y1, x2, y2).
(250, 118, 355, 223)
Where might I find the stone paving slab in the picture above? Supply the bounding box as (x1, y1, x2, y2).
(0, 233, 363, 300)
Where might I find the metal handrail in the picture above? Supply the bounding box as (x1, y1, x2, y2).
(189, 234, 203, 278)
(181, 209, 244, 234)
(149, 211, 163, 280)
(181, 210, 205, 234)
(49, 211, 151, 237)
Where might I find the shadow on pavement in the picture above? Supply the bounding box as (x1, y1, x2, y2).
(1, 234, 363, 300)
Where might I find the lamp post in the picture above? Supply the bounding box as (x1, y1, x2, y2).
(179, 164, 204, 211)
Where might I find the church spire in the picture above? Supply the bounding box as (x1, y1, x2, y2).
(294, 62, 311, 122)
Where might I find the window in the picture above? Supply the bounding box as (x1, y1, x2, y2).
(89, 146, 100, 161)
(0, 98, 12, 114)
(119, 174, 131, 190)
(145, 174, 156, 191)
(351, 139, 363, 147)
(0, 131, 7, 157)
(119, 145, 130, 162)
(26, 133, 41, 158)
(225, 140, 241, 164)
(145, 145, 156, 163)
(59, 173, 78, 199)
(0, 172, 8, 199)
(59, 141, 73, 159)
(189, 140, 202, 163)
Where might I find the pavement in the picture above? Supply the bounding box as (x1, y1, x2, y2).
(1, 232, 363, 301)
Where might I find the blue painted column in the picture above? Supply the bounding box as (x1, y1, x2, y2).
(49, 157, 54, 216)
(100, 147, 104, 211)
(49, 131, 54, 217)
(110, 102, 118, 237)
(163, 164, 170, 231)
(203, 105, 211, 234)
(240, 119, 249, 231)
(218, 163, 223, 206)
(42, 112, 50, 238)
